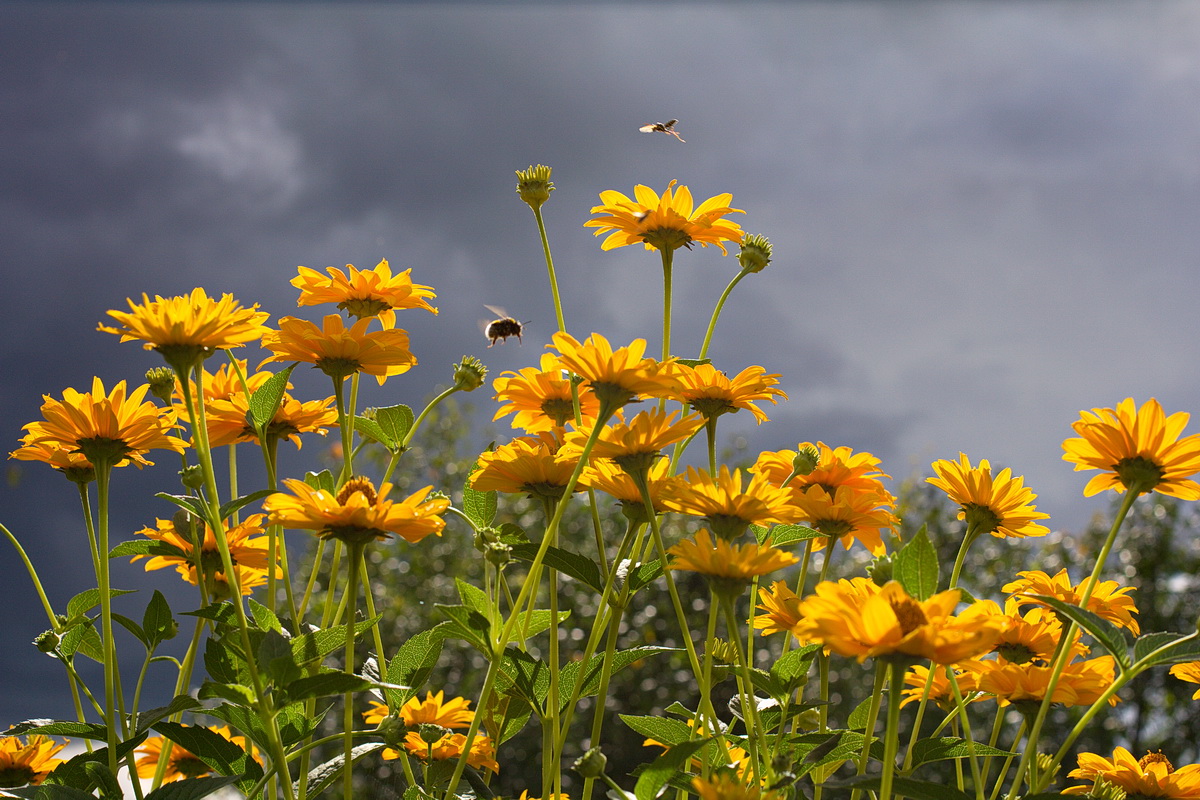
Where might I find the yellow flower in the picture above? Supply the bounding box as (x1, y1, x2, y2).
(8, 436, 95, 483)
(0, 733, 67, 787)
(263, 478, 448, 545)
(362, 691, 475, 730)
(204, 391, 337, 449)
(690, 772, 780, 800)
(1063, 397, 1200, 499)
(1066, 748, 1200, 797)
(564, 408, 704, 467)
(672, 364, 787, 424)
(789, 484, 898, 556)
(752, 442, 893, 498)
(470, 431, 583, 499)
(291, 259, 438, 328)
(13, 377, 186, 468)
(754, 580, 805, 639)
(519, 792, 570, 800)
(794, 579, 1005, 665)
(131, 513, 278, 597)
(978, 599, 1086, 666)
(583, 458, 679, 523)
(98, 288, 270, 358)
(260, 314, 416, 384)
(661, 466, 802, 538)
(1003, 569, 1140, 635)
(965, 656, 1118, 708)
(548, 332, 682, 408)
(668, 529, 798, 581)
(134, 725, 261, 782)
(493, 353, 600, 433)
(585, 181, 745, 254)
(362, 693, 495, 772)
(1169, 662, 1200, 700)
(901, 665, 979, 710)
(927, 453, 1051, 539)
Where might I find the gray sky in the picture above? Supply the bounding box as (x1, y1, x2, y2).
(4, 1, 1200, 724)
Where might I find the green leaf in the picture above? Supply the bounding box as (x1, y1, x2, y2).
(135, 695, 202, 735)
(82, 761, 121, 800)
(5, 720, 108, 740)
(436, 604, 493, 654)
(770, 644, 820, 692)
(374, 404, 414, 446)
(824, 774, 974, 800)
(143, 590, 176, 649)
(218, 490, 275, 524)
(258, 629, 301, 686)
(65, 588, 136, 621)
(247, 598, 283, 633)
(281, 671, 372, 704)
(846, 697, 874, 731)
(294, 743, 386, 799)
(112, 613, 149, 648)
(60, 619, 104, 663)
(290, 616, 380, 666)
(153, 493, 215, 528)
(620, 715, 694, 747)
(1028, 594, 1132, 672)
(153, 720, 263, 795)
(634, 738, 713, 800)
(557, 647, 677, 712)
(44, 735, 147, 791)
(385, 625, 449, 706)
(908, 737, 1012, 765)
(496, 647, 548, 714)
(1132, 632, 1200, 667)
(204, 636, 250, 685)
(759, 524, 823, 548)
(2, 785, 103, 800)
(143, 775, 242, 800)
(197, 681, 257, 706)
(182, 601, 241, 628)
(894, 524, 938, 599)
(462, 481, 498, 529)
(108, 539, 184, 559)
(353, 416, 393, 447)
(304, 469, 337, 493)
(510, 543, 604, 593)
(456, 577, 491, 616)
(247, 365, 294, 433)
(628, 559, 663, 593)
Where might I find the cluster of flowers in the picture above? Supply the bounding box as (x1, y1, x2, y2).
(5, 168, 1200, 800)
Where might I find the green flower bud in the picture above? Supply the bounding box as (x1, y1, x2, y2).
(418, 723, 449, 744)
(792, 445, 819, 477)
(34, 629, 60, 654)
(515, 165, 555, 210)
(375, 714, 409, 747)
(179, 464, 205, 491)
(573, 746, 608, 780)
(737, 233, 773, 273)
(145, 367, 178, 404)
(868, 553, 894, 587)
(453, 356, 487, 392)
(485, 541, 512, 569)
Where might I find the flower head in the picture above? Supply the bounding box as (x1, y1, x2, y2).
(927, 454, 1051, 539)
(204, 391, 337, 449)
(493, 353, 599, 432)
(661, 466, 802, 539)
(966, 656, 1118, 709)
(362, 692, 495, 772)
(13, 377, 186, 469)
(690, 772, 780, 800)
(901, 665, 979, 710)
(99, 288, 270, 369)
(470, 431, 583, 500)
(1003, 569, 1140, 635)
(754, 580, 806, 640)
(1170, 662, 1200, 700)
(752, 442, 892, 498)
(548, 332, 682, 409)
(794, 579, 1006, 665)
(261, 314, 416, 384)
(515, 164, 555, 210)
(585, 181, 745, 254)
(565, 408, 703, 473)
(789, 484, 898, 555)
(583, 458, 680, 524)
(131, 513, 278, 597)
(0, 733, 67, 788)
(1063, 398, 1200, 499)
(668, 529, 798, 588)
(264, 478, 448, 546)
(1065, 747, 1200, 798)
(673, 364, 786, 424)
(135, 726, 260, 783)
(291, 260, 437, 329)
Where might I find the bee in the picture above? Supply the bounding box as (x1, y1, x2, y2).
(482, 305, 525, 347)
(638, 118, 685, 142)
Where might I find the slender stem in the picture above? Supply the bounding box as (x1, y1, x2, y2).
(93, 460, 121, 775)
(704, 416, 718, 474)
(698, 268, 750, 360)
(878, 660, 907, 800)
(849, 664, 888, 800)
(342, 542, 365, 800)
(401, 385, 459, 450)
(1, 522, 59, 625)
(660, 248, 674, 362)
(946, 670, 984, 800)
(334, 378, 355, 484)
(533, 206, 567, 333)
(720, 595, 765, 785)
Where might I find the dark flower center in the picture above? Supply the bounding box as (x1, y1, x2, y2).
(889, 597, 929, 636)
(338, 477, 378, 505)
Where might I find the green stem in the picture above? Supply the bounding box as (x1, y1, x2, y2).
(401, 385, 460, 450)
(533, 205, 567, 333)
(0, 522, 59, 626)
(878, 660, 907, 800)
(660, 248, 674, 362)
(849, 664, 888, 800)
(334, 377, 355, 485)
(698, 268, 750, 360)
(946, 669, 984, 800)
(720, 595, 765, 785)
(93, 459, 121, 775)
(342, 542, 365, 800)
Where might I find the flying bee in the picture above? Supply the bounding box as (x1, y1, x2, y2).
(638, 118, 685, 142)
(482, 305, 525, 347)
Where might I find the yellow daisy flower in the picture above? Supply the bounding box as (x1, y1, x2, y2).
(131, 513, 278, 597)
(752, 442, 893, 498)
(8, 436, 95, 483)
(204, 391, 337, 449)
(134, 725, 261, 783)
(98, 288, 270, 357)
(661, 466, 802, 539)
(0, 733, 67, 788)
(1003, 569, 1140, 635)
(672, 363, 787, 424)
(362, 691, 475, 730)
(1063, 397, 1200, 499)
(668, 529, 799, 581)
(362, 693, 495, 771)
(548, 332, 683, 408)
(1066, 748, 1200, 798)
(789, 484, 898, 555)
(794, 579, 1005, 665)
(976, 599, 1086, 666)
(927, 453, 1051, 539)
(518, 792, 570, 800)
(1169, 662, 1200, 700)
(754, 580, 805, 640)
(965, 656, 1118, 708)
(690, 772, 781, 800)
(263, 478, 448, 545)
(901, 664, 979, 710)
(564, 408, 704, 468)
(583, 458, 680, 524)
(260, 314, 416, 384)
(492, 353, 600, 433)
(470, 431, 583, 500)
(291, 259, 438, 328)
(585, 180, 745, 254)
(14, 377, 186, 468)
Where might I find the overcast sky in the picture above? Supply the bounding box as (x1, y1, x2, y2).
(4, 1, 1200, 724)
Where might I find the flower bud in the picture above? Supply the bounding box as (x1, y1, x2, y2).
(34, 629, 60, 654)
(737, 233, 773, 273)
(485, 541, 512, 569)
(573, 747, 608, 780)
(179, 464, 205, 490)
(453, 356, 487, 392)
(375, 714, 409, 747)
(145, 367, 178, 404)
(868, 553, 894, 587)
(515, 165, 555, 210)
(791, 445, 819, 477)
(418, 723, 449, 744)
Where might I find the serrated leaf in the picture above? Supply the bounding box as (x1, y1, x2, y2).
(154, 720, 263, 795)
(290, 616, 380, 666)
(375, 404, 414, 446)
(197, 681, 256, 706)
(760, 524, 823, 548)
(620, 715, 694, 747)
(204, 636, 249, 685)
(456, 577, 491, 616)
(770, 644, 820, 689)
(385, 625, 448, 706)
(65, 588, 136, 621)
(247, 598, 283, 633)
(5, 720, 108, 740)
(846, 697, 875, 731)
(258, 629, 301, 686)
(634, 738, 713, 800)
(281, 671, 371, 704)
(824, 773, 973, 800)
(294, 743, 386, 798)
(218, 490, 275, 524)
(908, 736, 1012, 765)
(182, 601, 240, 628)
(437, 604, 493, 654)
(353, 416, 393, 447)
(894, 524, 938, 599)
(462, 482, 497, 529)
(143, 590, 176, 648)
(108, 539, 184, 559)
(135, 695, 202, 734)
(153, 493, 215, 528)
(246, 366, 293, 433)
(628, 560, 663, 593)
(1027, 594, 1132, 672)
(61, 619, 104, 663)
(304, 469, 337, 493)
(112, 613, 149, 648)
(3, 785, 103, 800)
(510, 543, 604, 593)
(44, 735, 146, 790)
(143, 775, 242, 800)
(83, 761, 121, 799)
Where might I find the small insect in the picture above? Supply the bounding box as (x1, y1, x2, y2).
(483, 305, 525, 347)
(639, 118, 685, 142)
